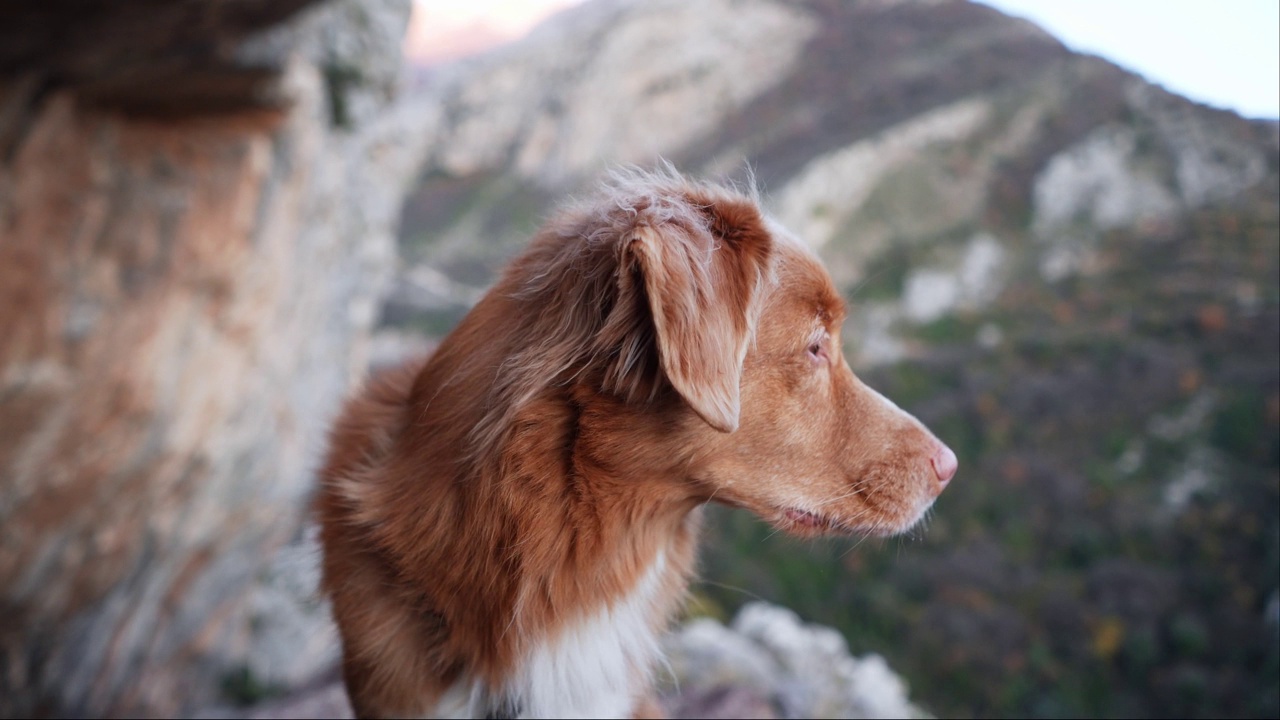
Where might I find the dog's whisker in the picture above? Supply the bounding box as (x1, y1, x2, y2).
(846, 263, 896, 301)
(762, 524, 787, 541)
(695, 579, 767, 603)
(811, 481, 873, 508)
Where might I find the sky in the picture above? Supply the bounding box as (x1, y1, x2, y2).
(979, 0, 1279, 119)
(407, 0, 1280, 119)
(404, 0, 580, 65)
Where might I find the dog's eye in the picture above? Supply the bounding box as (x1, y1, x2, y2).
(807, 340, 828, 365)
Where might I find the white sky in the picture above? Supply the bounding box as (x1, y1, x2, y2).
(409, 0, 1280, 119)
(406, 1, 581, 64)
(979, 0, 1279, 119)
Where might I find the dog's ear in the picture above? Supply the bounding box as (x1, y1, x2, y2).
(616, 197, 772, 432)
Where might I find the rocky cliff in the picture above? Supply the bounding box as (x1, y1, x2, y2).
(0, 2, 431, 715)
(387, 1, 1279, 717)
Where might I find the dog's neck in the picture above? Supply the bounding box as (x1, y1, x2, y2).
(460, 385, 706, 716)
(380, 374, 705, 692)
(491, 381, 704, 596)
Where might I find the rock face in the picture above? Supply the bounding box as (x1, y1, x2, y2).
(422, 0, 819, 182)
(0, 1, 428, 716)
(662, 603, 925, 719)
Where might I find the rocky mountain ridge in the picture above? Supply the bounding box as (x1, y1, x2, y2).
(389, 0, 1274, 368)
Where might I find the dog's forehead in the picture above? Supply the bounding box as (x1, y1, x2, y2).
(763, 216, 816, 257)
(763, 216, 845, 324)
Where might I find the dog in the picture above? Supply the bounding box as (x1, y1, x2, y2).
(316, 167, 957, 718)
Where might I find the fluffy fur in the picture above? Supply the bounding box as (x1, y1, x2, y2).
(316, 167, 957, 718)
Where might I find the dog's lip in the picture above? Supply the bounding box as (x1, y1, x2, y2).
(784, 507, 830, 528)
(780, 507, 849, 536)
(779, 501, 930, 538)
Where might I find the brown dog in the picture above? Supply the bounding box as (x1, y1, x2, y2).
(316, 168, 956, 718)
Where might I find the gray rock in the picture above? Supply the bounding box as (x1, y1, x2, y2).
(662, 603, 927, 719)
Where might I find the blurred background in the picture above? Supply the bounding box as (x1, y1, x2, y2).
(1, 1, 1276, 718)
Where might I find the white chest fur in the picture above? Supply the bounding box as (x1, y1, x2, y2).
(502, 549, 670, 719)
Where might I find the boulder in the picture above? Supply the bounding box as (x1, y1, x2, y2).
(0, 1, 427, 715)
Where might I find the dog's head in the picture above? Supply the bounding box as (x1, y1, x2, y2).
(501, 169, 955, 538)
(683, 210, 956, 539)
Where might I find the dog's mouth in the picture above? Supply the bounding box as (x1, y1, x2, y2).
(712, 485, 933, 539)
(777, 499, 933, 539)
(779, 507, 848, 537)
(784, 507, 831, 529)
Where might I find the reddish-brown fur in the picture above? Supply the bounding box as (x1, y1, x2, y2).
(316, 169, 956, 718)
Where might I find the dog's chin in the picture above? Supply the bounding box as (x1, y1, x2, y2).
(771, 499, 935, 540)
(774, 507, 850, 539)
(711, 484, 936, 540)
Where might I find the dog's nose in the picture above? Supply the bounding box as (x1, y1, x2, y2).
(932, 444, 958, 487)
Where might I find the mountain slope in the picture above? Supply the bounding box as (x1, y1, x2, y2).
(386, 1, 1280, 716)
